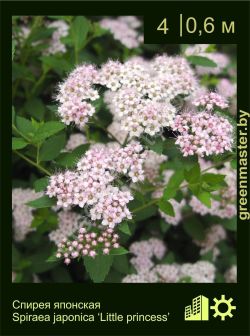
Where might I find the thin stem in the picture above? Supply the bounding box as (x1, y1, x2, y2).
(14, 150, 51, 176)
(132, 199, 159, 213)
(92, 117, 122, 145)
(122, 133, 130, 147)
(12, 124, 33, 144)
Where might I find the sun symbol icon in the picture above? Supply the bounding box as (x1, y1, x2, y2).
(210, 295, 236, 321)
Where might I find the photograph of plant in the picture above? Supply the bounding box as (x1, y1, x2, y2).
(12, 16, 237, 283)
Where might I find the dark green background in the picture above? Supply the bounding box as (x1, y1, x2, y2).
(1, 1, 249, 335)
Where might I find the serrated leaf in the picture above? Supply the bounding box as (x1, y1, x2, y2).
(33, 121, 65, 143)
(71, 16, 90, 51)
(186, 55, 217, 67)
(109, 247, 129, 255)
(196, 191, 211, 208)
(15, 116, 35, 138)
(163, 170, 184, 200)
(118, 222, 131, 235)
(202, 173, 225, 185)
(183, 218, 206, 240)
(34, 177, 49, 192)
(25, 98, 45, 121)
(12, 137, 28, 150)
(26, 195, 56, 208)
(83, 254, 113, 283)
(56, 144, 90, 168)
(40, 133, 66, 161)
(184, 163, 201, 184)
(158, 199, 175, 217)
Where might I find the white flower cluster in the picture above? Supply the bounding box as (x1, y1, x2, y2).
(123, 238, 215, 283)
(12, 188, 42, 241)
(99, 16, 143, 49)
(65, 133, 87, 151)
(58, 54, 197, 136)
(47, 141, 146, 228)
(43, 20, 69, 55)
(224, 265, 237, 283)
(194, 224, 226, 260)
(49, 210, 84, 246)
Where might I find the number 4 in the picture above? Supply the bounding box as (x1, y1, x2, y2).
(157, 18, 169, 34)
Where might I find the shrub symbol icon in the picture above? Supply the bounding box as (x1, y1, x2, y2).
(210, 295, 236, 321)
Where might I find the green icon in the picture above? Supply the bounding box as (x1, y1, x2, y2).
(184, 295, 209, 321)
(210, 295, 236, 321)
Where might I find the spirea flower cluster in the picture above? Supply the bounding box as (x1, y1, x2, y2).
(65, 133, 87, 151)
(173, 111, 233, 156)
(193, 92, 228, 111)
(57, 54, 199, 137)
(43, 20, 69, 55)
(99, 16, 143, 49)
(47, 141, 146, 227)
(48, 210, 83, 246)
(194, 224, 226, 259)
(12, 188, 42, 241)
(56, 227, 120, 264)
(224, 265, 237, 283)
(125, 239, 214, 283)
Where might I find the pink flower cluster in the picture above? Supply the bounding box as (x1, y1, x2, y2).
(217, 79, 237, 98)
(173, 111, 233, 156)
(193, 92, 228, 111)
(99, 16, 143, 49)
(56, 227, 120, 264)
(129, 238, 167, 273)
(65, 133, 87, 151)
(194, 224, 226, 259)
(47, 142, 146, 227)
(12, 188, 42, 241)
(224, 265, 237, 283)
(144, 150, 167, 184)
(44, 20, 69, 55)
(49, 210, 83, 246)
(56, 64, 99, 129)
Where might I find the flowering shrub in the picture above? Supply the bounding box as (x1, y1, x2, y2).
(12, 16, 237, 283)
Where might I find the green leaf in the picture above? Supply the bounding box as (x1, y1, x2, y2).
(26, 195, 56, 208)
(202, 173, 225, 185)
(163, 170, 184, 200)
(109, 247, 129, 255)
(184, 163, 201, 184)
(34, 177, 49, 192)
(158, 199, 175, 217)
(46, 254, 58, 263)
(12, 137, 28, 150)
(186, 55, 217, 67)
(25, 98, 45, 121)
(40, 133, 66, 161)
(222, 217, 237, 231)
(112, 255, 130, 274)
(40, 56, 72, 75)
(148, 136, 164, 154)
(33, 121, 65, 143)
(160, 220, 171, 233)
(196, 191, 211, 208)
(56, 144, 90, 168)
(83, 254, 113, 283)
(183, 217, 206, 240)
(91, 22, 109, 38)
(71, 16, 90, 51)
(15, 116, 36, 138)
(118, 222, 131, 235)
